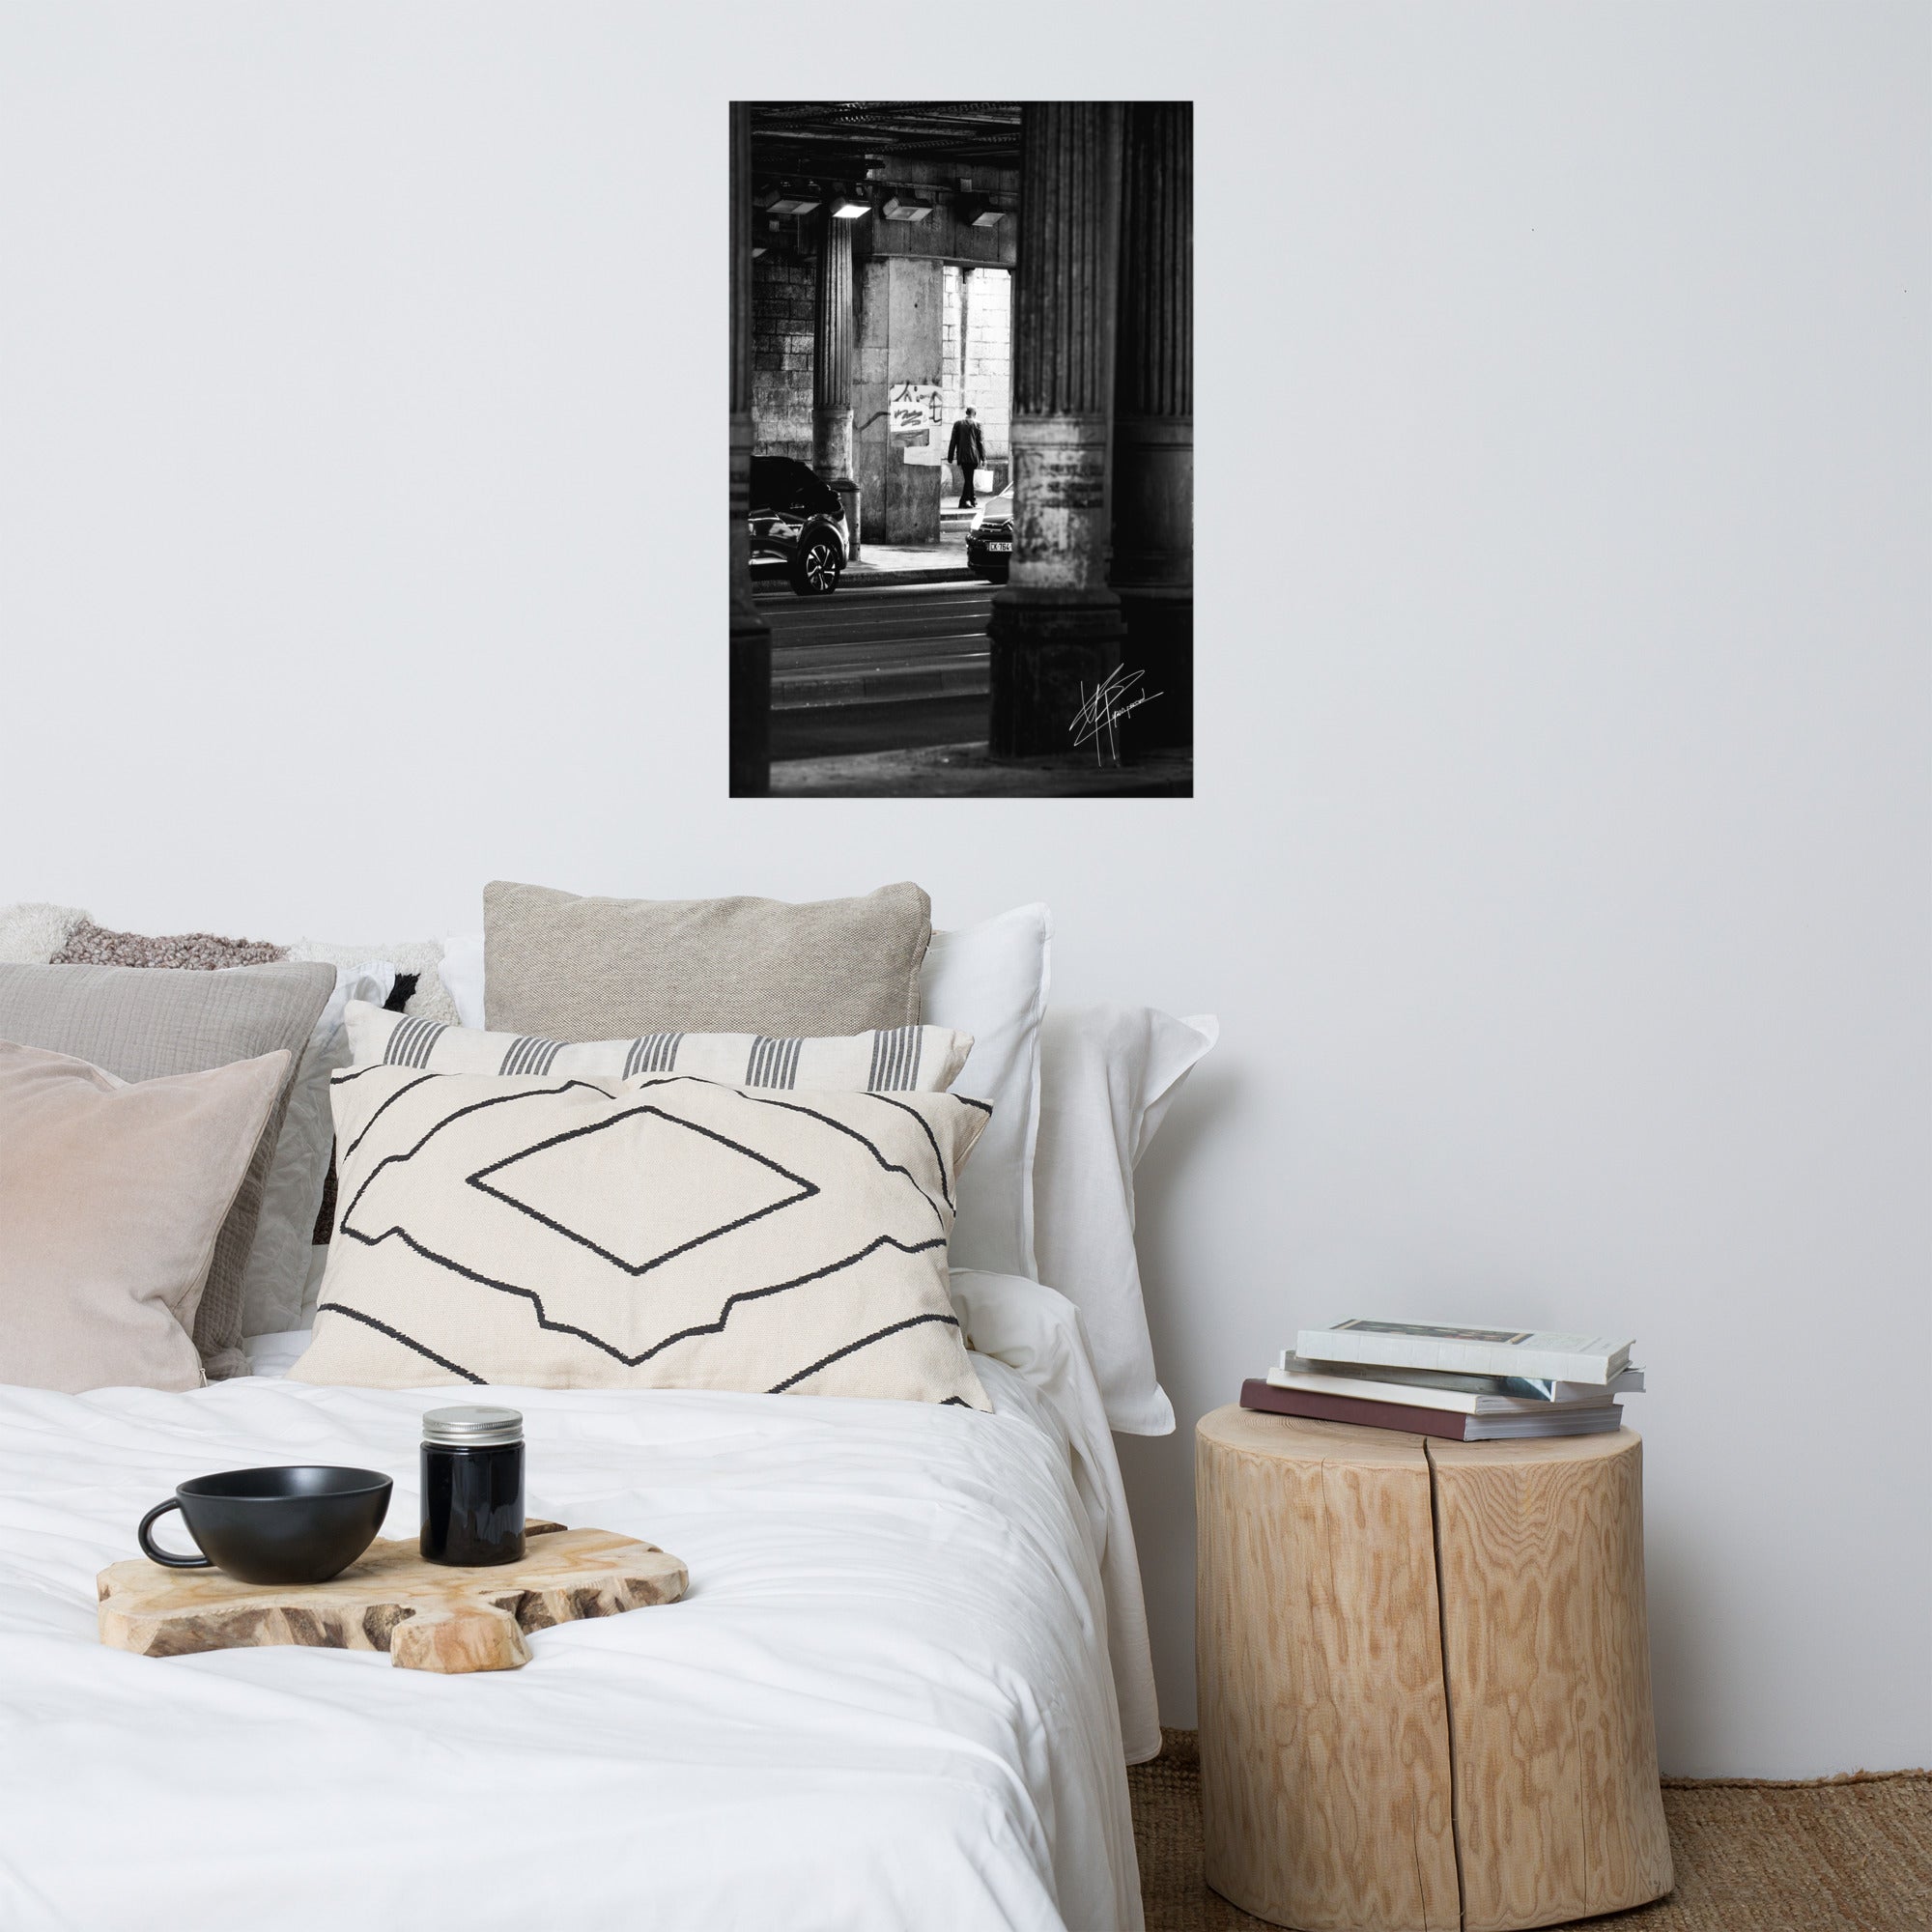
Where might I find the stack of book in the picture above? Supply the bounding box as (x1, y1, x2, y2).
(1240, 1319, 1643, 1441)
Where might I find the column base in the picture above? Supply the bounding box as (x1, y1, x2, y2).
(728, 613, 771, 797)
(1116, 584, 1193, 753)
(987, 589, 1125, 761)
(730, 409, 772, 797)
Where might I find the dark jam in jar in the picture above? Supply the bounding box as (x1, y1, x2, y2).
(420, 1406, 526, 1566)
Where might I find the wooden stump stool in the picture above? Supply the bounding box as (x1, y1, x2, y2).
(1195, 1406, 1672, 1932)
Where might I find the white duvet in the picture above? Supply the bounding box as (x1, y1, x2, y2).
(0, 1272, 1151, 1932)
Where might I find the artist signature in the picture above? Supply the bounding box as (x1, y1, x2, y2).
(1070, 667, 1163, 765)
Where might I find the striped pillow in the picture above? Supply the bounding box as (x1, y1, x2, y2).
(343, 1003, 973, 1094)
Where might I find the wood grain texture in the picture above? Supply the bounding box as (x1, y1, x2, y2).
(98, 1525, 687, 1673)
(1196, 1406, 1461, 1932)
(1429, 1430, 1673, 1929)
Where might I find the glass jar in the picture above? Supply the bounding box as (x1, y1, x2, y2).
(419, 1406, 525, 1567)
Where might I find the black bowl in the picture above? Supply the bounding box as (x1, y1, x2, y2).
(139, 1466, 392, 1585)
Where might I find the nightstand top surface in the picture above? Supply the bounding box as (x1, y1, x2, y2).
(1196, 1402, 1640, 1469)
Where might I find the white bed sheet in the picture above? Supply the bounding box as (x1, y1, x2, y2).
(0, 1295, 1148, 1931)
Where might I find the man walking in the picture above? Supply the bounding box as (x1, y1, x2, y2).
(946, 406, 985, 509)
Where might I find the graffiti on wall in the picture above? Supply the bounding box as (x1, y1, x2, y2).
(891, 382, 948, 464)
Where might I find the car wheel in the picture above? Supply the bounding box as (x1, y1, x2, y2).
(790, 537, 841, 595)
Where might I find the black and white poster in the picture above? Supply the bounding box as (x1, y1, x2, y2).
(728, 102, 1192, 798)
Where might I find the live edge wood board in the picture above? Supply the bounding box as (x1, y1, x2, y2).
(1195, 1407, 1672, 1932)
(98, 1524, 688, 1674)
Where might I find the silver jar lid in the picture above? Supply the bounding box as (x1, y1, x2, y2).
(422, 1405, 524, 1447)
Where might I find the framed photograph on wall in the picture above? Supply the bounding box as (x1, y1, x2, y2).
(727, 101, 1193, 799)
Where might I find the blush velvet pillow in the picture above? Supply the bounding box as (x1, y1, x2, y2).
(289, 1065, 991, 1406)
(0, 1041, 291, 1392)
(0, 958, 334, 1377)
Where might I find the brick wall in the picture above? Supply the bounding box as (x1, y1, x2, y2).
(939, 266, 1011, 474)
(751, 252, 813, 463)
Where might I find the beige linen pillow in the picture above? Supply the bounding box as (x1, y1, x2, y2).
(0, 1041, 291, 1393)
(289, 1065, 990, 1406)
(0, 960, 334, 1378)
(483, 881, 931, 1039)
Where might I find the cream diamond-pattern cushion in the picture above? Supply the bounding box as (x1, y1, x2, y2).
(287, 1066, 991, 1406)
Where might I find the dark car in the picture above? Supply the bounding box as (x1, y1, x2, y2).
(749, 455, 848, 594)
(965, 487, 1015, 582)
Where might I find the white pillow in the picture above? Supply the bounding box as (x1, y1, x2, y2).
(238, 962, 394, 1338)
(286, 937, 460, 1025)
(920, 905, 1052, 1281)
(0, 902, 88, 963)
(1032, 1005, 1217, 1435)
(439, 929, 486, 1028)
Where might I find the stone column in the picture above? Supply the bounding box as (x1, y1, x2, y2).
(1110, 102, 1193, 753)
(728, 103, 771, 796)
(811, 209, 862, 559)
(988, 102, 1125, 761)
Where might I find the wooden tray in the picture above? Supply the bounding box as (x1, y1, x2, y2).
(98, 1522, 688, 1673)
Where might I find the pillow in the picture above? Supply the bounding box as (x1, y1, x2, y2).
(1, 902, 287, 971)
(344, 1000, 973, 1092)
(51, 919, 285, 969)
(287, 937, 461, 1025)
(0, 902, 90, 963)
(438, 929, 486, 1028)
(0, 1041, 290, 1392)
(0, 959, 335, 1378)
(289, 1067, 990, 1406)
(920, 905, 1052, 1281)
(239, 963, 396, 1339)
(483, 880, 931, 1038)
(0, 909, 393, 1343)
(1032, 1005, 1217, 1435)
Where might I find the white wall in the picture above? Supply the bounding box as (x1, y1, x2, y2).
(2, 3, 1925, 1776)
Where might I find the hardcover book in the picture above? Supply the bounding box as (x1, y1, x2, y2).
(1294, 1320, 1634, 1385)
(1270, 1355, 1642, 1415)
(1240, 1378, 1625, 1441)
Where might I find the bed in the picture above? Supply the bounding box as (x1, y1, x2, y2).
(0, 1269, 1153, 1932)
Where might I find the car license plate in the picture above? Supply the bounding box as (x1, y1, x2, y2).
(986, 541, 1011, 553)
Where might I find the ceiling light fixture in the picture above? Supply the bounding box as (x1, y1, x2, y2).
(955, 195, 1008, 229)
(829, 190, 871, 219)
(881, 193, 934, 223)
(758, 185, 821, 216)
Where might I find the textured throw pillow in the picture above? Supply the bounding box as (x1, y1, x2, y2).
(0, 960, 335, 1378)
(344, 1000, 973, 1093)
(287, 937, 461, 1025)
(1, 902, 288, 971)
(921, 905, 1052, 1282)
(1033, 1005, 1217, 1435)
(483, 881, 931, 1039)
(51, 919, 285, 969)
(0, 1041, 291, 1393)
(241, 964, 396, 1338)
(0, 902, 91, 964)
(289, 1067, 990, 1406)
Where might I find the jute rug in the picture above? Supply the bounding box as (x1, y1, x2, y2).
(1128, 1729, 1931, 1932)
